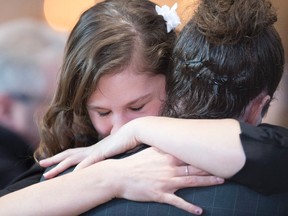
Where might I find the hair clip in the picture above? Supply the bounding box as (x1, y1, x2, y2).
(155, 3, 181, 33)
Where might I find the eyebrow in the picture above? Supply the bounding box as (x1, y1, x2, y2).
(127, 94, 153, 106)
(87, 94, 153, 109)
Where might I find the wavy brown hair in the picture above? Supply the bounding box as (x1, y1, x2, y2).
(163, 0, 284, 119)
(35, 0, 176, 160)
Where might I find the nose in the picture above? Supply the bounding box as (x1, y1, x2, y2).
(110, 114, 130, 135)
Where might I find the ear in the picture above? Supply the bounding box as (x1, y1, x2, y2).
(245, 94, 271, 125)
(0, 94, 14, 124)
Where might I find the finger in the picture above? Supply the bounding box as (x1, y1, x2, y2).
(43, 156, 81, 179)
(43, 165, 63, 179)
(39, 149, 79, 167)
(162, 193, 203, 215)
(177, 165, 210, 177)
(74, 156, 96, 170)
(172, 175, 224, 188)
(175, 165, 208, 177)
(39, 155, 64, 168)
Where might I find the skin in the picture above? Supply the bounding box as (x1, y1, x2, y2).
(0, 54, 60, 149)
(35, 0, 287, 213)
(87, 64, 166, 137)
(1, 148, 218, 215)
(0, 62, 223, 216)
(0, 93, 48, 148)
(40, 89, 272, 179)
(41, 117, 245, 179)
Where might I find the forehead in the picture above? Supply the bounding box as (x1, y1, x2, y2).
(88, 66, 165, 107)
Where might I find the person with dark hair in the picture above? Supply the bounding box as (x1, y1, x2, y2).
(0, 1, 219, 215)
(44, 0, 288, 193)
(39, 0, 288, 215)
(1, 0, 287, 215)
(164, 0, 283, 122)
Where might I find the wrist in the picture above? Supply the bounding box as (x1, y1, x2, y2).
(90, 159, 122, 199)
(102, 159, 126, 198)
(118, 119, 141, 148)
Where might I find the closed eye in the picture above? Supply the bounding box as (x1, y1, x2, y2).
(130, 105, 144, 112)
(98, 111, 111, 117)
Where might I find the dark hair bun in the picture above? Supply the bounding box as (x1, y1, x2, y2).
(194, 0, 277, 44)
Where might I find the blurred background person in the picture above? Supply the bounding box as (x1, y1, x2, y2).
(0, 19, 66, 189)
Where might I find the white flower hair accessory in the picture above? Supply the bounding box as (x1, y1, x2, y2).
(155, 3, 181, 33)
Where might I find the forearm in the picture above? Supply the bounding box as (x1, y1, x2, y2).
(129, 117, 288, 194)
(0, 160, 118, 216)
(129, 117, 245, 178)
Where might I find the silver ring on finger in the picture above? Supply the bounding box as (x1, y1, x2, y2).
(185, 165, 189, 176)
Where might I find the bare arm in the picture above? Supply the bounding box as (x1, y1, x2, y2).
(1, 148, 223, 215)
(129, 117, 245, 178)
(0, 161, 117, 215)
(0, 160, 116, 216)
(41, 117, 245, 179)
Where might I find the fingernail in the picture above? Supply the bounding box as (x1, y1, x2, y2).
(216, 177, 224, 183)
(195, 208, 202, 215)
(39, 160, 46, 166)
(43, 172, 50, 178)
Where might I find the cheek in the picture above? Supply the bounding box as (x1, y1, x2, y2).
(135, 99, 164, 119)
(146, 100, 164, 116)
(146, 87, 166, 116)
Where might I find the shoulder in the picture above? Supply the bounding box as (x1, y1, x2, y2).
(239, 122, 288, 147)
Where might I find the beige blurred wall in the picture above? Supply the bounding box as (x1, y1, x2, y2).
(0, 0, 287, 127)
(0, 0, 43, 22)
(262, 0, 288, 127)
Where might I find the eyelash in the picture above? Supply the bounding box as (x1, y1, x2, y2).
(98, 111, 111, 117)
(97, 105, 145, 117)
(130, 105, 144, 111)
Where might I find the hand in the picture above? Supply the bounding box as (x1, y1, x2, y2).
(40, 129, 139, 179)
(114, 147, 224, 215)
(40, 146, 96, 179)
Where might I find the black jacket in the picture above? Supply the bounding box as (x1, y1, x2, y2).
(0, 125, 35, 189)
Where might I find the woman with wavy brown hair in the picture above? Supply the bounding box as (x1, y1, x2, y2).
(1, 0, 287, 215)
(43, 0, 288, 196)
(0, 0, 214, 215)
